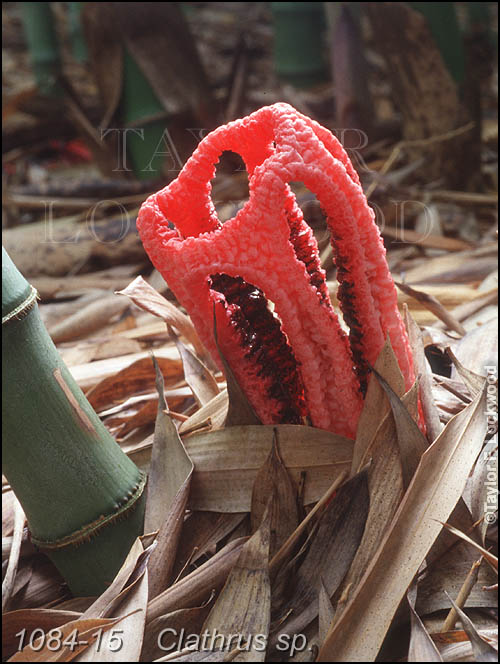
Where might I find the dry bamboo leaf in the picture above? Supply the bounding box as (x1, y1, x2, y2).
(351, 337, 405, 474)
(34, 274, 136, 301)
(147, 538, 248, 623)
(268, 473, 347, 583)
(155, 647, 229, 661)
(92, 337, 143, 361)
(53, 598, 95, 613)
(444, 592, 498, 662)
(2, 609, 81, 662)
(7, 556, 69, 611)
(173, 336, 219, 408)
(372, 370, 428, 488)
(147, 481, 191, 600)
(48, 296, 130, 344)
(145, 358, 193, 534)
(182, 425, 354, 512)
(396, 282, 466, 335)
(179, 391, 228, 435)
(113, 399, 159, 439)
(398, 247, 493, 285)
(439, 523, 498, 572)
(172, 512, 246, 582)
(272, 471, 369, 651)
(425, 494, 476, 565)
(200, 507, 271, 661)
(416, 499, 497, 616)
(142, 603, 213, 662)
(407, 583, 443, 662)
(411, 260, 498, 287)
(404, 306, 443, 443)
(2, 497, 25, 612)
(318, 385, 489, 662)
(86, 355, 183, 412)
(117, 276, 206, 358)
(69, 347, 179, 391)
(417, 537, 497, 616)
(382, 226, 473, 251)
(318, 580, 335, 648)
(446, 348, 488, 397)
(433, 629, 498, 662)
(76, 568, 148, 662)
(120, 320, 169, 342)
(450, 318, 498, 378)
(146, 359, 194, 598)
(250, 429, 299, 557)
(337, 392, 416, 608)
(81, 539, 144, 620)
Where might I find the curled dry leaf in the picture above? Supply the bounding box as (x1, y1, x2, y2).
(48, 295, 130, 344)
(173, 334, 219, 408)
(372, 370, 427, 488)
(142, 602, 213, 662)
(116, 276, 206, 359)
(446, 347, 488, 397)
(407, 583, 443, 662)
(271, 471, 369, 653)
(179, 390, 228, 436)
(395, 281, 466, 336)
(431, 629, 498, 662)
(250, 429, 299, 557)
(147, 538, 249, 623)
(200, 505, 272, 661)
(318, 579, 335, 648)
(145, 357, 194, 599)
(444, 592, 498, 662)
(439, 523, 498, 572)
(318, 384, 489, 661)
(86, 355, 183, 413)
(172, 512, 247, 582)
(145, 357, 193, 533)
(182, 425, 353, 512)
(336, 391, 419, 610)
(351, 337, 405, 475)
(77, 570, 148, 662)
(2, 497, 25, 613)
(404, 305, 443, 443)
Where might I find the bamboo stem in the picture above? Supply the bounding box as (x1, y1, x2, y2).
(2, 248, 146, 596)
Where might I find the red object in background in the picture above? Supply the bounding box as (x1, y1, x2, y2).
(48, 139, 92, 164)
(137, 103, 415, 439)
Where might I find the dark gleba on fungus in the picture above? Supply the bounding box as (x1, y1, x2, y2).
(137, 103, 415, 439)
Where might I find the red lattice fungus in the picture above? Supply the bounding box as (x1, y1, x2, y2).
(137, 103, 415, 438)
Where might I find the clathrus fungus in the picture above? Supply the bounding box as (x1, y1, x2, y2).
(137, 104, 415, 438)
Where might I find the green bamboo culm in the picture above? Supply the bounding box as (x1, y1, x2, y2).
(2, 247, 146, 596)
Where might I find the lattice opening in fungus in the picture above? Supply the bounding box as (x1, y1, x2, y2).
(209, 273, 307, 425)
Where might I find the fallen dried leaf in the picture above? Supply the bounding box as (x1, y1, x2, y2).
(319, 384, 489, 661)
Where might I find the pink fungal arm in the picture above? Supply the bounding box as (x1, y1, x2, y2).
(137, 103, 415, 439)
